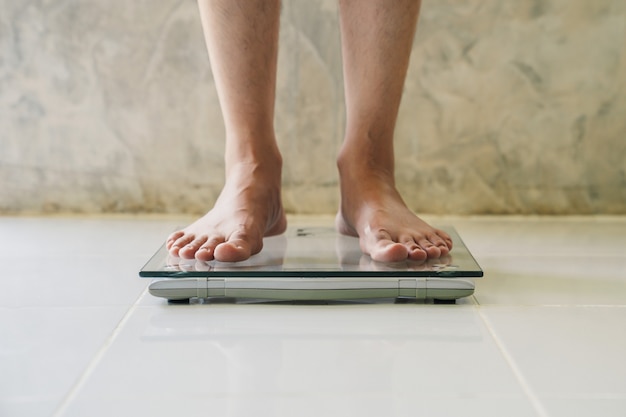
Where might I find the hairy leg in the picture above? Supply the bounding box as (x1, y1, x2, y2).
(167, 0, 286, 262)
(336, 0, 452, 262)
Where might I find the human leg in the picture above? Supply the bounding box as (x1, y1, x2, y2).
(167, 0, 286, 262)
(336, 0, 452, 262)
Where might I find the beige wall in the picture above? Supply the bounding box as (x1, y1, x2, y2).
(1, 0, 625, 215)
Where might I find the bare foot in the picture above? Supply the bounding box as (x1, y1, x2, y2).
(166, 159, 286, 263)
(336, 151, 453, 263)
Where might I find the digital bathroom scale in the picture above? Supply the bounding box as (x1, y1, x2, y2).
(139, 227, 482, 303)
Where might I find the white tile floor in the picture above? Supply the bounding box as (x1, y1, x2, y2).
(1, 215, 625, 417)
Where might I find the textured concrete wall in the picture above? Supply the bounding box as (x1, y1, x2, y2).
(1, 0, 625, 215)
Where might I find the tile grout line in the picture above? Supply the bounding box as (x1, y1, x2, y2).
(477, 308, 551, 417)
(52, 286, 149, 417)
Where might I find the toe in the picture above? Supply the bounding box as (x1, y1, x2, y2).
(195, 236, 224, 261)
(214, 240, 252, 262)
(400, 235, 427, 261)
(169, 234, 194, 256)
(417, 238, 442, 259)
(194, 247, 212, 262)
(369, 241, 409, 262)
(428, 232, 451, 256)
(213, 229, 261, 262)
(407, 245, 428, 261)
(179, 236, 208, 259)
(166, 231, 184, 250)
(365, 229, 410, 262)
(435, 229, 453, 250)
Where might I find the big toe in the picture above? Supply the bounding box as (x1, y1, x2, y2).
(368, 240, 410, 263)
(213, 239, 256, 262)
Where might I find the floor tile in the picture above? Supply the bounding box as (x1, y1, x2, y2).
(474, 255, 626, 306)
(1, 255, 149, 308)
(452, 217, 626, 258)
(539, 398, 626, 417)
(0, 217, 182, 415)
(0, 216, 182, 307)
(0, 216, 182, 258)
(0, 306, 131, 417)
(57, 304, 538, 417)
(480, 306, 626, 417)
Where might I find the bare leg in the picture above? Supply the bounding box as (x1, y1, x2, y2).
(336, 0, 452, 262)
(167, 0, 286, 262)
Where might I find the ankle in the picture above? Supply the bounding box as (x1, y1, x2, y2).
(225, 155, 283, 183)
(225, 136, 282, 175)
(337, 141, 394, 182)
